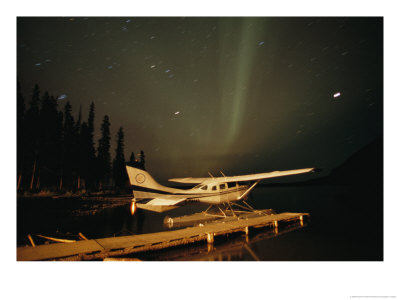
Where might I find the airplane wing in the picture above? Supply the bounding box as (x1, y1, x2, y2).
(135, 197, 187, 213)
(169, 168, 315, 185)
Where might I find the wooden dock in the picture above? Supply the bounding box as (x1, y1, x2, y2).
(17, 211, 309, 261)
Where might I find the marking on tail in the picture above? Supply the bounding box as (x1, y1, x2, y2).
(135, 173, 146, 184)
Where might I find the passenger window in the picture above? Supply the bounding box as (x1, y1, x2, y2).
(212, 186, 217, 191)
(219, 184, 226, 190)
(201, 185, 208, 190)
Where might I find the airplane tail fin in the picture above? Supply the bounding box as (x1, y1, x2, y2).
(125, 165, 167, 191)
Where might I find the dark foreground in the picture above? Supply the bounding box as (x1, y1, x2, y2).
(17, 184, 383, 261)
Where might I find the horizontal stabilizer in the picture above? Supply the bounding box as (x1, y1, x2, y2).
(135, 197, 187, 213)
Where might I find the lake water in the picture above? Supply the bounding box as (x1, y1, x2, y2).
(17, 184, 383, 261)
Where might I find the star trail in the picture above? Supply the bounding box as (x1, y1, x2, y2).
(17, 17, 383, 180)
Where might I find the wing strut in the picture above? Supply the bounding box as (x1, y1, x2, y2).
(237, 180, 261, 201)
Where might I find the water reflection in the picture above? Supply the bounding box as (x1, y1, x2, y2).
(17, 184, 383, 261)
(125, 221, 308, 261)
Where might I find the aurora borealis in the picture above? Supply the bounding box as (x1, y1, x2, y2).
(17, 17, 383, 181)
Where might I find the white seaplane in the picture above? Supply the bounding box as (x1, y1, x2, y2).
(126, 165, 315, 216)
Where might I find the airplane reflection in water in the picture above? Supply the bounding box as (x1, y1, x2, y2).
(126, 165, 315, 216)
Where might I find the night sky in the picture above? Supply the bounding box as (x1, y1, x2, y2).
(17, 17, 383, 181)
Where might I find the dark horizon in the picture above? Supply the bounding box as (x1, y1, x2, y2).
(17, 17, 383, 181)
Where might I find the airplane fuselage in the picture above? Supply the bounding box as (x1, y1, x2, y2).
(133, 182, 250, 205)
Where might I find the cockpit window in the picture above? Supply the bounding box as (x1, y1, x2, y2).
(227, 182, 236, 188)
(201, 185, 208, 190)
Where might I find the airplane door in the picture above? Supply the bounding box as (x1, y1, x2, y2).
(219, 183, 228, 203)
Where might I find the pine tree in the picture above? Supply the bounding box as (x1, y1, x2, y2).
(38, 92, 60, 189)
(113, 127, 128, 189)
(61, 101, 76, 189)
(25, 84, 41, 190)
(97, 115, 111, 189)
(78, 121, 89, 190)
(17, 80, 25, 190)
(86, 102, 96, 189)
(56, 110, 64, 190)
(128, 152, 136, 167)
(74, 105, 82, 189)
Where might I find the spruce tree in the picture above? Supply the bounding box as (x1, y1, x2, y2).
(74, 105, 82, 189)
(78, 121, 89, 190)
(25, 84, 41, 190)
(86, 102, 96, 189)
(61, 101, 75, 189)
(97, 115, 111, 189)
(56, 110, 64, 190)
(128, 152, 136, 167)
(113, 127, 128, 189)
(17, 80, 25, 190)
(38, 92, 59, 189)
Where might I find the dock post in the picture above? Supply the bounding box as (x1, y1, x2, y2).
(207, 233, 214, 244)
(167, 217, 174, 229)
(273, 220, 278, 235)
(27, 234, 35, 247)
(299, 215, 304, 226)
(207, 233, 214, 252)
(244, 227, 249, 243)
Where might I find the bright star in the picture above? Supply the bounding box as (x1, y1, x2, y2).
(333, 92, 341, 98)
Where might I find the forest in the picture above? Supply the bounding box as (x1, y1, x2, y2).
(17, 81, 144, 195)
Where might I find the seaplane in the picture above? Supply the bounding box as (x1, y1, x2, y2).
(126, 165, 315, 216)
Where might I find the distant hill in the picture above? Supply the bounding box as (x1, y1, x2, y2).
(262, 136, 383, 187)
(307, 136, 383, 186)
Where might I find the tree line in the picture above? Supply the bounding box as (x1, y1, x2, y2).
(17, 81, 145, 193)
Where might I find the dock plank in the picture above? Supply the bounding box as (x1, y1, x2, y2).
(17, 240, 104, 261)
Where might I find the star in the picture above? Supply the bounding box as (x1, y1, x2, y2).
(333, 92, 341, 98)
